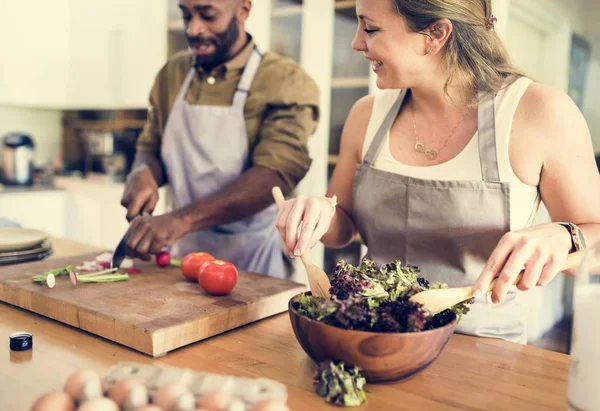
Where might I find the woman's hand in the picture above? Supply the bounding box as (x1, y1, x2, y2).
(472, 223, 573, 303)
(275, 195, 336, 257)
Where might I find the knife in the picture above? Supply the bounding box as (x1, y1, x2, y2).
(111, 212, 146, 269)
(110, 233, 128, 269)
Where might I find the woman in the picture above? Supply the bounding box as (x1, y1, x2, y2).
(275, 0, 600, 343)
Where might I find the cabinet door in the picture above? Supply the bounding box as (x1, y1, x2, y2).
(0, 0, 167, 109)
(67, 0, 167, 109)
(0, 192, 67, 238)
(0, 0, 70, 107)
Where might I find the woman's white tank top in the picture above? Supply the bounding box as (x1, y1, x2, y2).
(361, 77, 540, 231)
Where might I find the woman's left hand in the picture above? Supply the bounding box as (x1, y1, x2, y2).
(472, 223, 573, 303)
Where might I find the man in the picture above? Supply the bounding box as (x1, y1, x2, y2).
(120, 0, 319, 277)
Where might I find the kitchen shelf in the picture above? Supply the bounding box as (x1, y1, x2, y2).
(272, 5, 303, 17)
(331, 77, 370, 88)
(334, 0, 356, 19)
(334, 0, 355, 9)
(64, 119, 147, 131)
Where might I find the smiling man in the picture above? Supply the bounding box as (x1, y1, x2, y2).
(120, 0, 320, 277)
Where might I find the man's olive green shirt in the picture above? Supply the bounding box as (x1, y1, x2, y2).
(137, 37, 320, 189)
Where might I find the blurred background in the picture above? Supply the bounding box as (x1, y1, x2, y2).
(0, 0, 598, 353)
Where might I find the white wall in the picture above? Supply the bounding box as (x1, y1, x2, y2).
(583, 0, 600, 152)
(0, 107, 62, 168)
(545, 0, 600, 152)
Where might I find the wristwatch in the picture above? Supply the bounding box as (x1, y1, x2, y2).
(557, 222, 587, 253)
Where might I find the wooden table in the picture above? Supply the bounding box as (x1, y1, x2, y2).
(0, 239, 572, 410)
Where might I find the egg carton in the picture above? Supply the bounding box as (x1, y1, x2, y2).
(103, 361, 288, 409)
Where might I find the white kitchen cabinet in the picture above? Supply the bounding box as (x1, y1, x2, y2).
(0, 190, 68, 238)
(55, 175, 169, 250)
(0, 0, 167, 109)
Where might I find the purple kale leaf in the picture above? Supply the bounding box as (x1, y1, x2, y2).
(329, 260, 374, 300)
(373, 299, 431, 333)
(313, 361, 367, 406)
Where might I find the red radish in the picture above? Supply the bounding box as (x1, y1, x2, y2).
(127, 268, 141, 275)
(70, 271, 78, 286)
(155, 251, 171, 268)
(46, 274, 56, 289)
(97, 261, 111, 269)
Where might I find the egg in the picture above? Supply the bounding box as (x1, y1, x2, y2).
(133, 406, 163, 411)
(77, 397, 120, 411)
(250, 400, 290, 411)
(226, 399, 246, 411)
(30, 391, 75, 411)
(196, 392, 232, 411)
(63, 369, 102, 403)
(152, 383, 195, 411)
(107, 378, 149, 410)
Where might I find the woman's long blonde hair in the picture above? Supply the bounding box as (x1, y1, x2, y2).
(392, 0, 527, 103)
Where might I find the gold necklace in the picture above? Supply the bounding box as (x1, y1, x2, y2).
(411, 99, 467, 160)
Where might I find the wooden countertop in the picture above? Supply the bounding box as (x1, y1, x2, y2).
(0, 239, 572, 410)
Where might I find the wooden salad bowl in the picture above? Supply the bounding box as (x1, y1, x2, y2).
(288, 292, 457, 383)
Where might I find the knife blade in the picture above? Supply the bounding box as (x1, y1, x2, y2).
(111, 212, 148, 269)
(110, 233, 128, 269)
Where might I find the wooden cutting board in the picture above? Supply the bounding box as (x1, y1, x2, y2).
(0, 252, 306, 357)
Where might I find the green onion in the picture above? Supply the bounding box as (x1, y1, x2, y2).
(32, 265, 74, 284)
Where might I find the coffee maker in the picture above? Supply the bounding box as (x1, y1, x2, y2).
(2, 133, 35, 186)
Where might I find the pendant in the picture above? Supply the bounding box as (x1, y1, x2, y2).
(414, 141, 437, 160)
(425, 150, 437, 160)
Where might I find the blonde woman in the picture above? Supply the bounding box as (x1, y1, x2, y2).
(275, 0, 600, 343)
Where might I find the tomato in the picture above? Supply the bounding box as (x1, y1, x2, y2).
(180, 252, 215, 282)
(198, 259, 238, 296)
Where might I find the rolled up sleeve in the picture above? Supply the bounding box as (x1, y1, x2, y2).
(251, 64, 320, 190)
(136, 64, 171, 156)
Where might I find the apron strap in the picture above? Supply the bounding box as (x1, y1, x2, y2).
(232, 46, 263, 110)
(174, 68, 197, 105)
(363, 89, 409, 166)
(477, 96, 501, 182)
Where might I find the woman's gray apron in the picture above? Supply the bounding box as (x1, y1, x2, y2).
(160, 46, 285, 278)
(353, 89, 526, 343)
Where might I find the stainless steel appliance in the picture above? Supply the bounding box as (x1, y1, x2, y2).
(2, 133, 35, 186)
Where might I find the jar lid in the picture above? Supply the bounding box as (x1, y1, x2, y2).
(9, 331, 32, 351)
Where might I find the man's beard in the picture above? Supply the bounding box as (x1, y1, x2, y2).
(187, 15, 240, 70)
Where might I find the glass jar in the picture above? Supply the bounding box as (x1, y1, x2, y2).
(567, 245, 600, 411)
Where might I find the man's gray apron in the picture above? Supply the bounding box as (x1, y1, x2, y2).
(354, 89, 526, 343)
(160, 46, 285, 278)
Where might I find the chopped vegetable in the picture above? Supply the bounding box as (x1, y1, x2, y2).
(77, 274, 129, 284)
(46, 274, 56, 289)
(76, 260, 104, 272)
(36, 266, 129, 288)
(97, 260, 111, 269)
(313, 361, 367, 407)
(293, 258, 474, 333)
(72, 268, 128, 284)
(69, 271, 78, 286)
(32, 266, 74, 284)
(119, 257, 134, 269)
(127, 267, 142, 275)
(78, 268, 118, 278)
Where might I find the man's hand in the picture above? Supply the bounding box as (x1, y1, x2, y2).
(121, 167, 160, 221)
(124, 214, 188, 261)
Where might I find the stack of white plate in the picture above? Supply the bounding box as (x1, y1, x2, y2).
(0, 228, 53, 265)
